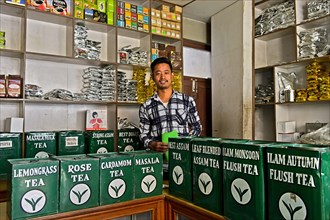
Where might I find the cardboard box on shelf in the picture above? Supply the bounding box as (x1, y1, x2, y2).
(5, 117, 24, 133)
(277, 121, 296, 133)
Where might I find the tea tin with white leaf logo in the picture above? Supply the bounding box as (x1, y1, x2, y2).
(85, 130, 114, 153)
(8, 158, 59, 219)
(54, 154, 99, 212)
(191, 138, 223, 215)
(25, 132, 56, 158)
(168, 137, 193, 202)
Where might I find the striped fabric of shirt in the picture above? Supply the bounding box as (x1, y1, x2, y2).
(139, 90, 202, 148)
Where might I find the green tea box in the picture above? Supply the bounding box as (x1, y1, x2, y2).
(133, 151, 163, 199)
(90, 152, 134, 205)
(85, 130, 114, 153)
(117, 128, 141, 152)
(7, 158, 59, 219)
(191, 137, 222, 215)
(55, 154, 99, 212)
(168, 136, 193, 202)
(222, 140, 273, 220)
(267, 144, 330, 220)
(25, 132, 57, 158)
(0, 133, 22, 180)
(57, 130, 85, 155)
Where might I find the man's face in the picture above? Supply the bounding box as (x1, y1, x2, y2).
(153, 63, 174, 90)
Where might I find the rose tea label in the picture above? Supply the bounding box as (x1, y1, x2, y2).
(57, 131, 85, 155)
(8, 158, 59, 219)
(168, 137, 193, 202)
(266, 144, 330, 220)
(55, 154, 99, 212)
(191, 138, 222, 215)
(25, 132, 57, 158)
(117, 128, 141, 152)
(85, 130, 114, 153)
(90, 153, 133, 205)
(132, 151, 163, 199)
(0, 133, 22, 180)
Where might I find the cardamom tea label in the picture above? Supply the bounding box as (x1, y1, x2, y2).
(25, 132, 57, 158)
(168, 137, 193, 202)
(56, 155, 99, 212)
(8, 158, 59, 219)
(91, 153, 133, 205)
(267, 145, 330, 220)
(191, 138, 223, 215)
(85, 130, 114, 153)
(133, 152, 163, 199)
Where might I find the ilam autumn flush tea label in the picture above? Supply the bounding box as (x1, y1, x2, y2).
(8, 158, 59, 219)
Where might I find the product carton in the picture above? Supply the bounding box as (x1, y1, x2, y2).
(117, 128, 141, 152)
(57, 130, 85, 155)
(25, 131, 57, 158)
(85, 130, 114, 153)
(7, 158, 59, 219)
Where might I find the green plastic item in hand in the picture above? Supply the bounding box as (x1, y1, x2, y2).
(162, 130, 179, 161)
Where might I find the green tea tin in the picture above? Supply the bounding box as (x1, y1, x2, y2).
(0, 133, 22, 180)
(90, 152, 134, 205)
(168, 136, 193, 202)
(191, 137, 222, 215)
(266, 144, 330, 220)
(85, 130, 114, 153)
(57, 131, 85, 156)
(7, 158, 59, 219)
(24, 132, 56, 158)
(117, 128, 141, 152)
(132, 151, 163, 199)
(55, 154, 99, 213)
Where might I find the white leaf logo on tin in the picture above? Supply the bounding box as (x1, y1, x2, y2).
(21, 190, 46, 213)
(97, 147, 108, 154)
(198, 173, 213, 195)
(141, 175, 157, 193)
(35, 151, 49, 158)
(108, 178, 126, 198)
(279, 192, 307, 220)
(124, 145, 134, 152)
(231, 178, 251, 205)
(172, 165, 184, 185)
(70, 183, 91, 205)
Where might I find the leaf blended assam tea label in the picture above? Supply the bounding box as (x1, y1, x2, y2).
(25, 132, 57, 158)
(8, 158, 59, 219)
(266, 144, 330, 220)
(85, 130, 114, 153)
(57, 131, 85, 156)
(90, 153, 134, 205)
(168, 137, 193, 202)
(117, 128, 141, 152)
(55, 155, 99, 213)
(0, 133, 22, 180)
(191, 138, 223, 215)
(133, 151, 163, 199)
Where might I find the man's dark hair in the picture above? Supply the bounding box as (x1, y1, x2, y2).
(151, 57, 173, 74)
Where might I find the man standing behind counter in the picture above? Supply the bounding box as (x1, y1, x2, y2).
(139, 57, 202, 152)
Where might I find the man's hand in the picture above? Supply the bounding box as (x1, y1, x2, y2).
(149, 141, 168, 152)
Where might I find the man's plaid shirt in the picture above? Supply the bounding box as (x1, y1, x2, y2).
(139, 90, 202, 148)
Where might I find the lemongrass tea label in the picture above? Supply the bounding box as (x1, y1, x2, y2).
(191, 138, 223, 215)
(267, 145, 330, 220)
(8, 158, 59, 219)
(222, 142, 269, 220)
(92, 153, 133, 205)
(168, 137, 193, 201)
(133, 152, 163, 199)
(85, 130, 114, 153)
(56, 155, 99, 212)
(0, 133, 22, 180)
(25, 132, 56, 158)
(57, 131, 85, 155)
(117, 128, 141, 152)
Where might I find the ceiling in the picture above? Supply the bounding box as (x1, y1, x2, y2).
(165, 0, 239, 23)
